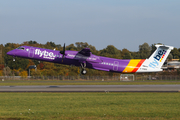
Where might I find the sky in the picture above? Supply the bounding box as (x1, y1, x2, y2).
(1, 0, 180, 51)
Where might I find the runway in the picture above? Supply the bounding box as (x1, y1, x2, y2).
(0, 85, 180, 92)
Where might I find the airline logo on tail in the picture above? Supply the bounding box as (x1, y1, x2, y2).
(154, 50, 167, 62)
(149, 49, 167, 69)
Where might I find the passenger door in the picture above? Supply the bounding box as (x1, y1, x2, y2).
(113, 61, 119, 71)
(28, 48, 34, 58)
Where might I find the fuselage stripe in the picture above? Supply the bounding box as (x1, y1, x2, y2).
(131, 59, 145, 73)
(122, 59, 141, 73)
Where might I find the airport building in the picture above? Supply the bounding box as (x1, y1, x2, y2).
(162, 59, 180, 71)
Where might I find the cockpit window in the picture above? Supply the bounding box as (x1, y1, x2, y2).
(16, 47, 25, 50)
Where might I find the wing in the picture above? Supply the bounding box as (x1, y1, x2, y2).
(78, 48, 91, 57)
(75, 48, 102, 63)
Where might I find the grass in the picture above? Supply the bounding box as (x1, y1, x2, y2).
(0, 92, 180, 120)
(0, 80, 180, 86)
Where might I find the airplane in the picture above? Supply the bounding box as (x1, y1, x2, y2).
(7, 44, 174, 75)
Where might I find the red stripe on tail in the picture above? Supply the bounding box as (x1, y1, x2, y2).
(131, 59, 145, 73)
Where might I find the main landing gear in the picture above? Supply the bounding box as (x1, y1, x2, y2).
(81, 62, 87, 75)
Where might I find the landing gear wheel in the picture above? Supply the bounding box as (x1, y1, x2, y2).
(80, 62, 87, 75)
(81, 69, 87, 75)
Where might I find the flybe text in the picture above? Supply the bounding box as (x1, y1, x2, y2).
(149, 49, 166, 69)
(149, 59, 159, 68)
(35, 49, 56, 60)
(154, 50, 166, 62)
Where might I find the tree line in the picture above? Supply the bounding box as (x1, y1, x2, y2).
(0, 41, 179, 77)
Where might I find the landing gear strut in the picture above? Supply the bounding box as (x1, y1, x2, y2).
(13, 57, 15, 61)
(81, 62, 86, 75)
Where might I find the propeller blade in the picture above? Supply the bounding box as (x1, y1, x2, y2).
(60, 43, 65, 62)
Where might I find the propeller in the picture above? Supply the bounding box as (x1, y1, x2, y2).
(60, 43, 65, 62)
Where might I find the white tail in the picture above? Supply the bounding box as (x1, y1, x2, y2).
(137, 44, 174, 72)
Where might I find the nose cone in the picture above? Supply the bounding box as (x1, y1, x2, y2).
(7, 50, 14, 56)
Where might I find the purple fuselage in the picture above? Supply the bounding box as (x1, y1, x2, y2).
(7, 46, 132, 73)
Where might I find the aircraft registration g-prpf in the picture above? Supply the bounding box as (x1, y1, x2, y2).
(7, 44, 174, 75)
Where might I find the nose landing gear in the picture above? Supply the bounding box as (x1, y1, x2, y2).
(13, 57, 15, 61)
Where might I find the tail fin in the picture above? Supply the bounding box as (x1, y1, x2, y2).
(137, 44, 174, 72)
